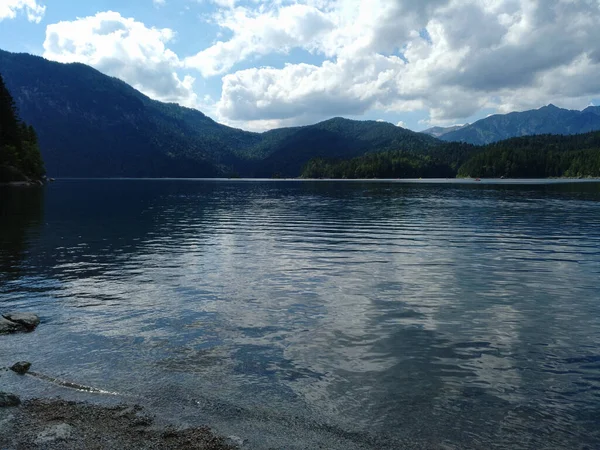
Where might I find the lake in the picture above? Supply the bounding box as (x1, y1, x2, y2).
(1, 179, 600, 449)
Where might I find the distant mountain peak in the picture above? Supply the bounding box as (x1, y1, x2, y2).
(422, 124, 468, 138)
(438, 104, 600, 145)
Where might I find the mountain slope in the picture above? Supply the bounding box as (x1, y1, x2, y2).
(249, 118, 439, 176)
(0, 50, 440, 178)
(0, 50, 260, 177)
(440, 104, 600, 145)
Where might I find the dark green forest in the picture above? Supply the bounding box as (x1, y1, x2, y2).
(302, 133, 600, 179)
(0, 72, 44, 183)
(302, 151, 458, 179)
(458, 132, 600, 178)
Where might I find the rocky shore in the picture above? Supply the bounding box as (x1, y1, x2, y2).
(0, 312, 237, 449)
(0, 399, 236, 449)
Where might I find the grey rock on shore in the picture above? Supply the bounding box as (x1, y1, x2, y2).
(0, 316, 26, 334)
(35, 423, 75, 445)
(0, 392, 21, 407)
(10, 361, 32, 375)
(2, 312, 40, 331)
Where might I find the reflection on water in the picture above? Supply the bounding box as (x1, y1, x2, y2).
(0, 187, 44, 280)
(1, 180, 600, 449)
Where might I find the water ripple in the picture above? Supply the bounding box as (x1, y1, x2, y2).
(1, 179, 600, 449)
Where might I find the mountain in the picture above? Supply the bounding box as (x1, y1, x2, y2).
(439, 104, 600, 145)
(302, 131, 600, 179)
(0, 49, 263, 178)
(457, 131, 600, 178)
(249, 118, 439, 177)
(422, 124, 468, 138)
(0, 72, 44, 183)
(0, 50, 438, 178)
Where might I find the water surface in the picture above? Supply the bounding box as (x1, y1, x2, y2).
(1, 179, 600, 449)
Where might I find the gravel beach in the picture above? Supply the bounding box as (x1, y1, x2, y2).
(0, 398, 236, 449)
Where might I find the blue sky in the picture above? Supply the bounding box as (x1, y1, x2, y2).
(1, 0, 599, 132)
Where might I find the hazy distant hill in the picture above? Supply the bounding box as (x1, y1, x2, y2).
(422, 124, 467, 138)
(438, 104, 600, 145)
(0, 49, 438, 178)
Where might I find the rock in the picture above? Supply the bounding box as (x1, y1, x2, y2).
(2, 313, 40, 331)
(0, 317, 26, 334)
(10, 361, 31, 375)
(0, 392, 21, 407)
(34, 423, 74, 444)
(227, 435, 247, 447)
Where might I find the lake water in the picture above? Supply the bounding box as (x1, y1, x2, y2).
(1, 179, 600, 449)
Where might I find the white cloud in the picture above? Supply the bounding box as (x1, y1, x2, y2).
(193, 0, 600, 129)
(153, 0, 166, 6)
(0, 0, 45, 23)
(184, 4, 334, 77)
(396, 121, 407, 128)
(35, 1, 600, 131)
(43, 11, 198, 107)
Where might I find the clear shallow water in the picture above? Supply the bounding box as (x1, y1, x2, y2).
(1, 179, 600, 449)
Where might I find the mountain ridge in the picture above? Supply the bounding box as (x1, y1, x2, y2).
(436, 104, 600, 145)
(2, 49, 600, 178)
(0, 49, 436, 177)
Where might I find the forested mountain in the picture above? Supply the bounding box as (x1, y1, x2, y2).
(301, 132, 600, 179)
(0, 50, 437, 178)
(0, 72, 44, 183)
(3, 49, 599, 180)
(457, 132, 600, 178)
(438, 104, 600, 145)
(248, 118, 439, 177)
(0, 50, 260, 178)
(301, 141, 477, 179)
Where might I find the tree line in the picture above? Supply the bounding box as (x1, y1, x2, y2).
(0, 72, 45, 182)
(301, 132, 600, 179)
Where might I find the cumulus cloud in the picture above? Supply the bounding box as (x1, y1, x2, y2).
(37, 1, 600, 130)
(193, 0, 600, 129)
(43, 11, 198, 107)
(184, 4, 334, 77)
(0, 0, 45, 23)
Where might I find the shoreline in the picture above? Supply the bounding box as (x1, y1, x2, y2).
(0, 397, 237, 449)
(0, 180, 45, 187)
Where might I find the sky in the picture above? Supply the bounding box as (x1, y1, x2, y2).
(1, 0, 600, 132)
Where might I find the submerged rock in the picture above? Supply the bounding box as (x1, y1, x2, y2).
(2, 313, 40, 331)
(0, 392, 21, 407)
(0, 317, 26, 334)
(10, 361, 32, 375)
